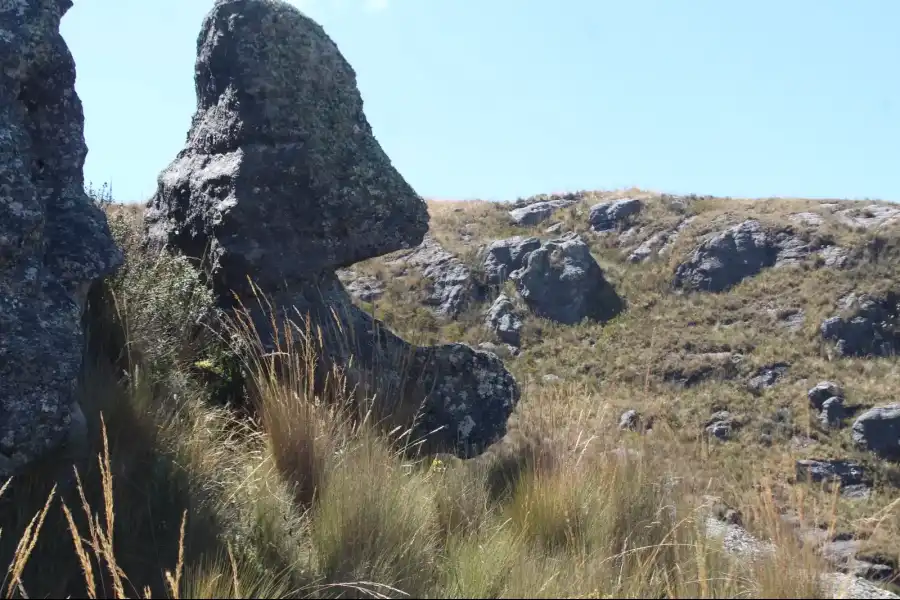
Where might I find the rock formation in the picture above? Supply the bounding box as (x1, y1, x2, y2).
(144, 0, 518, 457)
(0, 0, 123, 476)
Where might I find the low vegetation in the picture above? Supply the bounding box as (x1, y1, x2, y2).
(0, 192, 897, 598)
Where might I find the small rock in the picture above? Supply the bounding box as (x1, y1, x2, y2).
(484, 294, 524, 346)
(747, 362, 790, 393)
(795, 459, 870, 488)
(819, 397, 846, 429)
(542, 374, 561, 383)
(482, 236, 542, 286)
(545, 222, 563, 234)
(809, 381, 844, 410)
(619, 409, 641, 431)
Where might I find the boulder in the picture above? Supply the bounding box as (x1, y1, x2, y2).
(144, 0, 517, 457)
(618, 409, 641, 431)
(795, 459, 871, 493)
(819, 397, 846, 429)
(705, 410, 737, 441)
(482, 236, 541, 286)
(747, 362, 789, 393)
(808, 381, 844, 410)
(673, 220, 825, 292)
(388, 234, 483, 318)
(852, 404, 900, 461)
(510, 234, 624, 325)
(484, 294, 523, 346)
(820, 293, 900, 358)
(509, 198, 576, 226)
(589, 198, 642, 232)
(0, 0, 123, 477)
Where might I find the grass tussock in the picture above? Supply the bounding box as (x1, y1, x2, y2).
(1, 195, 898, 598)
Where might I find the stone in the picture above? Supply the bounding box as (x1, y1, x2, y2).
(618, 409, 641, 431)
(706, 411, 737, 441)
(0, 0, 123, 477)
(808, 381, 844, 410)
(336, 269, 384, 303)
(144, 0, 517, 458)
(836, 204, 900, 230)
(482, 236, 542, 286)
(747, 362, 789, 393)
(820, 293, 900, 358)
(388, 234, 483, 318)
(542, 374, 561, 383)
(673, 220, 807, 292)
(819, 245, 850, 268)
(544, 222, 563, 234)
(852, 404, 900, 461)
(627, 230, 669, 263)
(795, 459, 870, 489)
(819, 397, 846, 429)
(484, 294, 523, 346)
(509, 198, 577, 226)
(589, 198, 642, 232)
(510, 233, 624, 325)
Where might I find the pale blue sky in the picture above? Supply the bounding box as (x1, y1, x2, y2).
(61, 0, 899, 203)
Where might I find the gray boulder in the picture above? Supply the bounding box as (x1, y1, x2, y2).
(511, 234, 624, 325)
(388, 234, 483, 318)
(509, 198, 576, 226)
(819, 397, 846, 429)
(673, 220, 822, 293)
(852, 404, 900, 461)
(482, 236, 541, 286)
(144, 0, 517, 457)
(705, 410, 737, 441)
(484, 294, 523, 346)
(820, 293, 900, 358)
(619, 409, 641, 431)
(0, 0, 123, 477)
(808, 381, 844, 410)
(795, 459, 870, 490)
(747, 362, 789, 393)
(589, 198, 642, 232)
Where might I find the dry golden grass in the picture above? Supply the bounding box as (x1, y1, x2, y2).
(2, 192, 899, 598)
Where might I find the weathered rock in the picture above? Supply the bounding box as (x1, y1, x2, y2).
(819, 245, 850, 268)
(0, 0, 123, 477)
(484, 294, 523, 346)
(544, 222, 563, 235)
(820, 293, 900, 358)
(627, 230, 668, 263)
(809, 381, 844, 410)
(747, 362, 789, 393)
(336, 269, 384, 303)
(795, 459, 870, 489)
(589, 198, 642, 232)
(509, 198, 576, 226)
(819, 397, 846, 429)
(852, 404, 900, 461)
(705, 410, 737, 441)
(388, 234, 482, 318)
(144, 0, 517, 457)
(673, 220, 814, 292)
(511, 233, 624, 325)
(663, 352, 743, 388)
(836, 204, 900, 230)
(619, 409, 641, 431)
(542, 374, 561, 383)
(482, 236, 541, 286)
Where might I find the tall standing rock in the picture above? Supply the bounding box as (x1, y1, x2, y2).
(144, 0, 518, 457)
(0, 0, 123, 476)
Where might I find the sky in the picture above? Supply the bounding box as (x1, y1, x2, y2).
(60, 0, 900, 204)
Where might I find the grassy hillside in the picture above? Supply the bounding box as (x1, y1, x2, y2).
(0, 192, 897, 598)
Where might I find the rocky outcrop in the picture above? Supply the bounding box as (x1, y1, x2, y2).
(747, 362, 789, 393)
(820, 293, 900, 358)
(852, 404, 900, 461)
(795, 459, 870, 491)
(482, 236, 541, 286)
(336, 269, 385, 303)
(510, 233, 624, 325)
(144, 0, 517, 457)
(387, 234, 483, 318)
(0, 0, 123, 477)
(508, 197, 577, 226)
(589, 198, 642, 232)
(484, 294, 523, 346)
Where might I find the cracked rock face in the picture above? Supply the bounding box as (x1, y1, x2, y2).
(144, 0, 517, 457)
(0, 0, 123, 477)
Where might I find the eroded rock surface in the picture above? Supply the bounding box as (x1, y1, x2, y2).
(0, 0, 123, 476)
(144, 0, 517, 457)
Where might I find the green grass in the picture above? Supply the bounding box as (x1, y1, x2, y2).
(0, 195, 898, 597)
